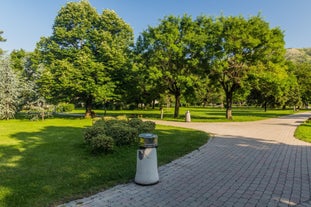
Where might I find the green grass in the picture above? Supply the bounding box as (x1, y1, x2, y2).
(0, 117, 208, 207)
(71, 106, 298, 122)
(295, 120, 311, 143)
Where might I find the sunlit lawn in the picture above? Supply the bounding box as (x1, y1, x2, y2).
(0, 117, 208, 207)
(0, 106, 308, 207)
(71, 106, 298, 122)
(295, 120, 311, 143)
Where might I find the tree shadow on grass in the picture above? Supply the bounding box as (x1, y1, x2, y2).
(0, 125, 92, 207)
(0, 123, 208, 207)
(1, 125, 137, 207)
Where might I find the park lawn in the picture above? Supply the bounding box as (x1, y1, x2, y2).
(0, 118, 208, 207)
(71, 106, 298, 122)
(295, 120, 311, 143)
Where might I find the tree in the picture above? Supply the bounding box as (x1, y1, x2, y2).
(290, 61, 311, 107)
(206, 15, 286, 119)
(36, 1, 133, 117)
(0, 58, 21, 119)
(0, 30, 6, 55)
(10, 49, 27, 73)
(10, 49, 44, 110)
(136, 15, 203, 118)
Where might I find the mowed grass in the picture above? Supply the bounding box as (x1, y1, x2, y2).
(295, 120, 311, 143)
(0, 117, 208, 207)
(72, 106, 298, 122)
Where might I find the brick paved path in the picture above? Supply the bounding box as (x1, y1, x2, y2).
(59, 112, 311, 207)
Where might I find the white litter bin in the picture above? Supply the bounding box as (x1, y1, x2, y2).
(134, 133, 159, 185)
(185, 110, 191, 122)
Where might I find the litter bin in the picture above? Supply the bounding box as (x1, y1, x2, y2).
(134, 133, 159, 185)
(185, 110, 191, 122)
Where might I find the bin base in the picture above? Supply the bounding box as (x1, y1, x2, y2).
(135, 180, 159, 186)
(135, 148, 159, 185)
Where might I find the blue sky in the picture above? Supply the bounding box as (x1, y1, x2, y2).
(0, 0, 310, 52)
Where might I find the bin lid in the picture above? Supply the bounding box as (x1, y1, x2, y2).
(139, 133, 158, 139)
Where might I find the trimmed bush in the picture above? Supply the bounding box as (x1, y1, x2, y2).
(56, 102, 75, 112)
(105, 123, 138, 146)
(84, 118, 156, 154)
(89, 134, 114, 154)
(140, 121, 156, 133)
(84, 126, 105, 145)
(128, 118, 144, 129)
(94, 119, 127, 130)
(128, 118, 156, 134)
(116, 115, 128, 121)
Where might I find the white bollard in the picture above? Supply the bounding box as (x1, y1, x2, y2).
(185, 110, 191, 122)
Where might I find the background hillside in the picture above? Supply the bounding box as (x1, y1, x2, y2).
(286, 48, 311, 62)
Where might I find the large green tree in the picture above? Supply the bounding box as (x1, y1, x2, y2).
(136, 15, 204, 118)
(0, 58, 21, 119)
(247, 65, 291, 111)
(10, 49, 43, 108)
(36, 0, 133, 117)
(290, 61, 311, 106)
(205, 15, 286, 119)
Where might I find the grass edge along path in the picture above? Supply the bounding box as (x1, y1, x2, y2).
(70, 107, 299, 122)
(0, 118, 209, 207)
(295, 119, 311, 143)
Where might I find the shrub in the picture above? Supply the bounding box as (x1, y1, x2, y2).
(105, 124, 138, 146)
(128, 118, 144, 129)
(83, 118, 156, 154)
(89, 134, 114, 154)
(140, 121, 156, 133)
(56, 102, 75, 112)
(84, 126, 105, 145)
(102, 116, 116, 121)
(93, 119, 128, 131)
(129, 118, 156, 134)
(116, 115, 128, 121)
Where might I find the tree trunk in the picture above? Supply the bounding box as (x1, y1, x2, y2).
(85, 97, 93, 118)
(226, 107, 232, 120)
(174, 94, 180, 118)
(225, 91, 233, 120)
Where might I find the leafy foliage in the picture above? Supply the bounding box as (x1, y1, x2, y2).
(84, 118, 156, 154)
(36, 1, 133, 117)
(0, 58, 21, 119)
(0, 30, 6, 55)
(105, 123, 138, 146)
(136, 15, 204, 118)
(84, 125, 106, 145)
(89, 134, 114, 154)
(128, 118, 156, 134)
(56, 102, 75, 112)
(205, 15, 287, 119)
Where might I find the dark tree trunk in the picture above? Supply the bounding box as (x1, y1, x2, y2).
(85, 97, 93, 118)
(225, 91, 233, 120)
(174, 94, 181, 118)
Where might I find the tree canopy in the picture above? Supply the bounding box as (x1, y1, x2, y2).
(0, 30, 6, 55)
(36, 1, 133, 117)
(205, 15, 287, 119)
(0, 58, 21, 119)
(136, 15, 204, 118)
(136, 14, 287, 119)
(1, 2, 309, 120)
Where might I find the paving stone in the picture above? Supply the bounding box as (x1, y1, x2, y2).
(59, 112, 311, 207)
